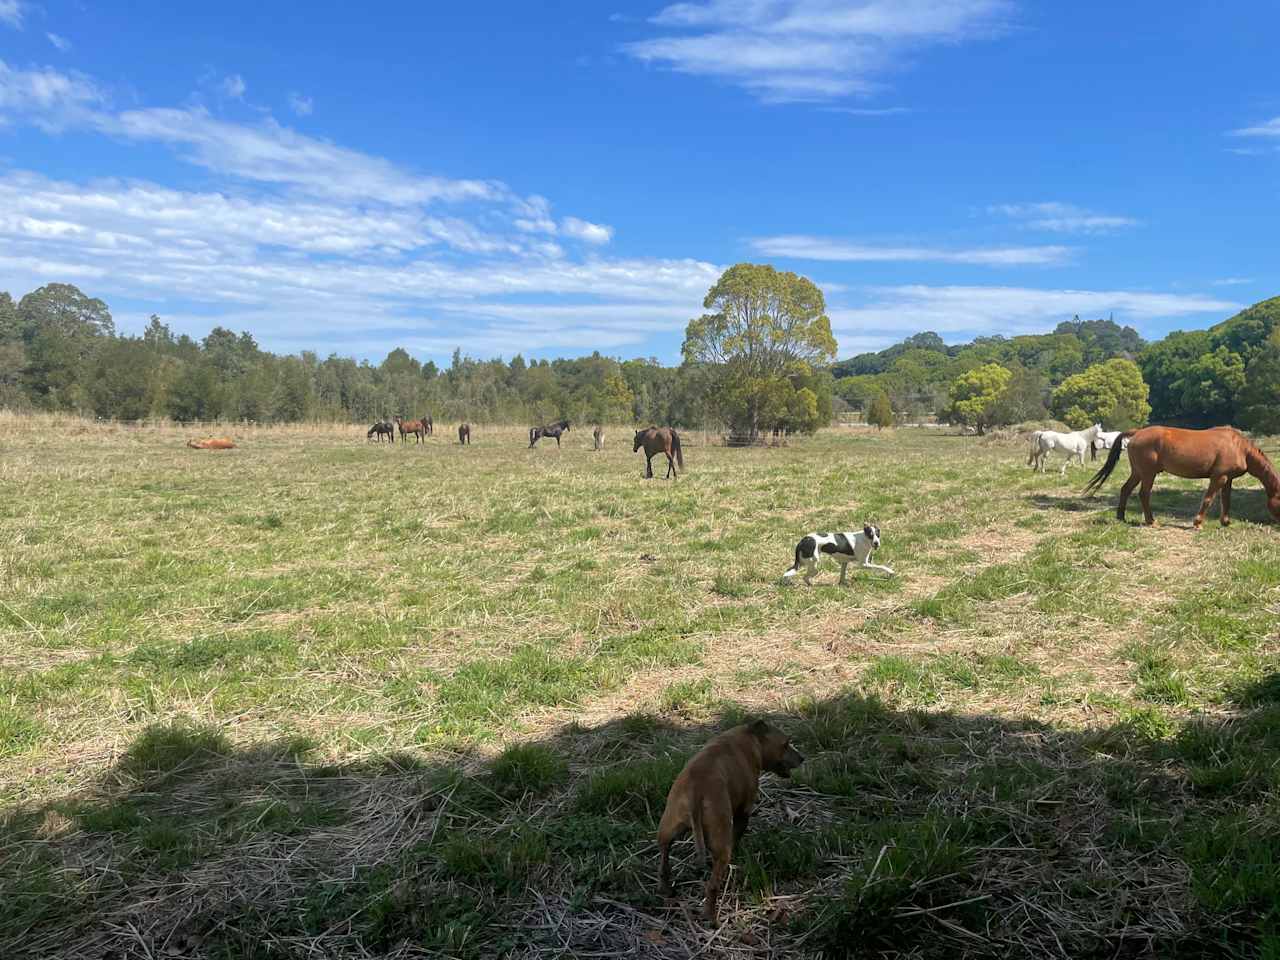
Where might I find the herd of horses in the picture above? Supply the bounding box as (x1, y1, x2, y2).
(1028, 422, 1280, 528)
(363, 416, 687, 479)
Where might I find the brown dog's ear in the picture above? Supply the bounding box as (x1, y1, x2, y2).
(748, 718, 770, 737)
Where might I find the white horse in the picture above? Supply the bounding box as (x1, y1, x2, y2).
(1090, 429, 1129, 460)
(1028, 423, 1104, 474)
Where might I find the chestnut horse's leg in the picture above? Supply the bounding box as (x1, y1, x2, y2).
(1221, 478, 1232, 527)
(1139, 477, 1156, 525)
(1194, 476, 1227, 530)
(1117, 473, 1139, 521)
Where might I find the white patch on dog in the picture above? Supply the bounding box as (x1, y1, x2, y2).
(783, 523, 894, 585)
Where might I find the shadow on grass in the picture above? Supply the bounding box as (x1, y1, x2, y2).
(1027, 486, 1277, 526)
(3, 691, 1279, 959)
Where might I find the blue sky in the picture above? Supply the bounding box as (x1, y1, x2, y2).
(0, 1, 1276, 363)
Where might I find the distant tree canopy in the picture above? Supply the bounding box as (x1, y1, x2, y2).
(1051, 358, 1151, 429)
(682, 263, 837, 438)
(2, 278, 1276, 437)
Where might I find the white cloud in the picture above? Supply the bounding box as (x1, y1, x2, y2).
(828, 285, 1239, 349)
(990, 201, 1139, 234)
(220, 73, 247, 99)
(0, 60, 103, 119)
(1212, 277, 1253, 287)
(47, 32, 72, 52)
(820, 105, 911, 116)
(624, 0, 1012, 102)
(560, 216, 614, 244)
(0, 1, 22, 29)
(1230, 117, 1280, 138)
(752, 234, 1071, 266)
(287, 92, 313, 116)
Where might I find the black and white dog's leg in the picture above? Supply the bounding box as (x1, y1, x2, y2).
(837, 561, 850, 586)
(861, 553, 895, 576)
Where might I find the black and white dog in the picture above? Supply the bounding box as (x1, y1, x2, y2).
(783, 524, 894, 585)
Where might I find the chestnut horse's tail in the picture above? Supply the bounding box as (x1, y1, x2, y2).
(672, 429, 683, 468)
(1083, 430, 1134, 496)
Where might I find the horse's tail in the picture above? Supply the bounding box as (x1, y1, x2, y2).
(672, 429, 683, 468)
(783, 541, 802, 578)
(1083, 430, 1134, 495)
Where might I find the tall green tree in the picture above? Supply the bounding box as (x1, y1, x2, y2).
(1051, 358, 1151, 429)
(682, 263, 836, 438)
(867, 391, 893, 430)
(1239, 331, 1280, 435)
(944, 363, 1012, 434)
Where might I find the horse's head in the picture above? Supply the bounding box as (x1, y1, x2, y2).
(633, 430, 644, 452)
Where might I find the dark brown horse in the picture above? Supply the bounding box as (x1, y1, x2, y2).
(458, 423, 471, 445)
(423, 414, 434, 436)
(592, 425, 603, 450)
(1084, 425, 1280, 527)
(530, 419, 570, 448)
(367, 419, 394, 443)
(634, 426, 683, 479)
(395, 415, 429, 444)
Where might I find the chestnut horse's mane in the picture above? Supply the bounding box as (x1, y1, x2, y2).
(1243, 434, 1280, 496)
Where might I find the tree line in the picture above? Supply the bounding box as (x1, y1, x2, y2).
(835, 297, 1280, 435)
(1, 275, 1276, 436)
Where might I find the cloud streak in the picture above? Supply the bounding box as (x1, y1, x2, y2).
(752, 234, 1072, 265)
(989, 201, 1139, 234)
(1230, 116, 1280, 138)
(624, 0, 1013, 102)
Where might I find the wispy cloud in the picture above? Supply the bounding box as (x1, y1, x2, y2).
(1230, 116, 1280, 138)
(1212, 277, 1253, 287)
(828, 285, 1239, 349)
(220, 73, 247, 99)
(287, 92, 314, 116)
(0, 60, 104, 120)
(989, 201, 1138, 234)
(0, 1, 22, 29)
(560, 217, 614, 245)
(819, 105, 911, 116)
(46, 32, 72, 52)
(752, 234, 1071, 266)
(0, 61, 713, 358)
(623, 0, 1013, 103)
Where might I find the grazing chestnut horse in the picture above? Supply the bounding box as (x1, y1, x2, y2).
(634, 426, 683, 479)
(1084, 425, 1280, 527)
(187, 437, 235, 449)
(529, 419, 570, 448)
(367, 420, 394, 443)
(394, 415, 429, 444)
(458, 423, 471, 445)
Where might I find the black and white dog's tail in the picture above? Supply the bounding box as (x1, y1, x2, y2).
(783, 542, 801, 578)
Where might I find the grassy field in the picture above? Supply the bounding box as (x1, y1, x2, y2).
(1, 414, 1278, 959)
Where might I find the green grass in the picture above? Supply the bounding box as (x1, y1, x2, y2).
(1, 420, 1279, 957)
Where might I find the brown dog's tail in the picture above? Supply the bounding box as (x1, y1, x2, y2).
(690, 795, 708, 857)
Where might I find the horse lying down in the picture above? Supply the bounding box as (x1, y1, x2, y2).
(186, 437, 235, 449)
(783, 524, 894, 584)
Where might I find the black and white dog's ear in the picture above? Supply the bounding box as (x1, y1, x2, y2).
(863, 522, 874, 537)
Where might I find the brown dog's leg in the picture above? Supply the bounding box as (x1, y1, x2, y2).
(656, 813, 686, 896)
(732, 810, 751, 846)
(701, 810, 733, 924)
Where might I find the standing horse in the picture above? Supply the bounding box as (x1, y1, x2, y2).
(592, 425, 603, 450)
(1084, 425, 1280, 528)
(529, 419, 570, 448)
(634, 426, 683, 479)
(395, 415, 429, 444)
(1028, 424, 1103, 474)
(424, 414, 434, 437)
(458, 423, 471, 445)
(367, 420, 395, 443)
(1090, 429, 1128, 461)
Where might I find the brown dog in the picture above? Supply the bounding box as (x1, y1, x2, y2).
(657, 719, 804, 923)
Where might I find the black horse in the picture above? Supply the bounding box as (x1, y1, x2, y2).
(367, 420, 395, 443)
(529, 419, 571, 448)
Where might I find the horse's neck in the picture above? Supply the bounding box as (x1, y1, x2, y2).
(1246, 447, 1280, 495)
